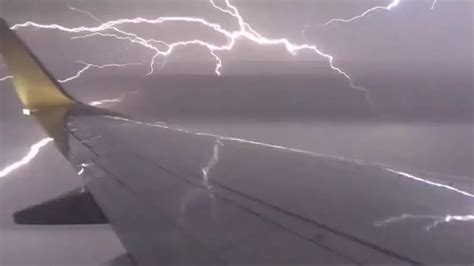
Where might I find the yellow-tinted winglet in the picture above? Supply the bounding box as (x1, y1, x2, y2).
(0, 18, 75, 111)
(0, 18, 79, 155)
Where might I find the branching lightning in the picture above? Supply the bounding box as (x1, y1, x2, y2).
(0, 138, 53, 178)
(0, 59, 133, 178)
(375, 213, 474, 230)
(324, 0, 439, 26)
(10, 0, 365, 92)
(58, 60, 142, 83)
(2, 62, 133, 106)
(324, 0, 400, 26)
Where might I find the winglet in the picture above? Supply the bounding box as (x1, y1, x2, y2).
(0, 18, 75, 112)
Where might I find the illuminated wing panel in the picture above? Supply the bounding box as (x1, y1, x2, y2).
(67, 115, 363, 265)
(67, 115, 474, 264)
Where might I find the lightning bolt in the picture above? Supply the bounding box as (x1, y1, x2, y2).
(2, 63, 134, 105)
(3, 3, 136, 86)
(386, 168, 474, 198)
(7, 1, 451, 178)
(0, 75, 12, 82)
(58, 60, 142, 83)
(0, 138, 53, 178)
(375, 213, 474, 230)
(324, 0, 401, 26)
(67, 3, 101, 23)
(324, 0, 440, 26)
(0, 60, 136, 178)
(2, 61, 138, 101)
(10, 0, 366, 92)
(201, 138, 223, 189)
(426, 214, 474, 230)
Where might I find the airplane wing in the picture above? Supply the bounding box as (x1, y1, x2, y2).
(1, 18, 473, 265)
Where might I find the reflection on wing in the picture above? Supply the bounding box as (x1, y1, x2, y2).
(65, 114, 474, 264)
